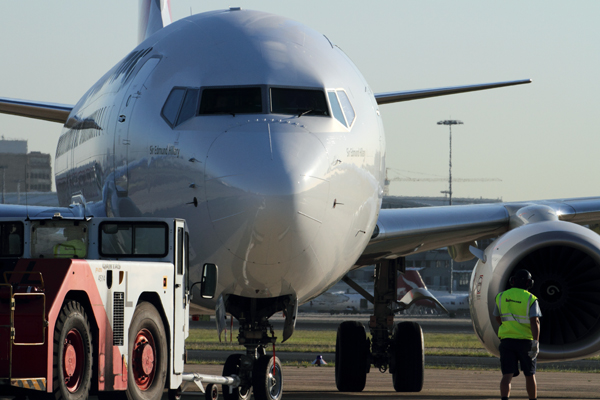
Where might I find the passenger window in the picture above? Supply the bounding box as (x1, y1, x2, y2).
(328, 91, 347, 127)
(177, 89, 199, 126)
(271, 88, 329, 116)
(161, 88, 186, 127)
(199, 87, 262, 115)
(337, 90, 355, 126)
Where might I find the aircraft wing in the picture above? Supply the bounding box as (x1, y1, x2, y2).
(358, 197, 600, 265)
(0, 97, 73, 123)
(374, 79, 531, 105)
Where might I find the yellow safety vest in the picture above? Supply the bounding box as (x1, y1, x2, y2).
(54, 240, 87, 259)
(496, 288, 537, 340)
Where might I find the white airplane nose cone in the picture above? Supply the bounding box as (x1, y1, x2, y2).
(205, 121, 330, 265)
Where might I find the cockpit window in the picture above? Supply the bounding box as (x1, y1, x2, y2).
(177, 89, 199, 125)
(271, 88, 329, 116)
(328, 91, 346, 126)
(162, 88, 185, 126)
(336, 91, 355, 126)
(327, 90, 355, 128)
(161, 87, 199, 127)
(199, 87, 262, 115)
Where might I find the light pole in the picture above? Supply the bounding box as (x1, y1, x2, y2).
(437, 119, 463, 294)
(0, 166, 5, 205)
(436, 119, 463, 206)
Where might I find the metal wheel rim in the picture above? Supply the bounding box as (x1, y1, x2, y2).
(268, 363, 282, 399)
(63, 329, 84, 392)
(132, 328, 156, 390)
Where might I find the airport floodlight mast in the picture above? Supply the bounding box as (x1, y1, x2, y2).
(437, 119, 463, 206)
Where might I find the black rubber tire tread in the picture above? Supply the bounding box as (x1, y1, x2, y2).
(53, 300, 93, 400)
(222, 354, 251, 400)
(335, 321, 368, 392)
(252, 356, 283, 400)
(392, 321, 424, 392)
(125, 302, 168, 400)
(205, 383, 218, 400)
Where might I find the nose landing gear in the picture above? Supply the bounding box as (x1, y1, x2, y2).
(221, 295, 293, 400)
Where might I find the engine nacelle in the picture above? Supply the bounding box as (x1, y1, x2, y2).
(470, 219, 600, 361)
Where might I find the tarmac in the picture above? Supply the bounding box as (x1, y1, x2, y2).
(182, 364, 600, 399)
(2, 364, 597, 400)
(3, 317, 599, 399)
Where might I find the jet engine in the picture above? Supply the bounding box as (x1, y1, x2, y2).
(470, 209, 600, 362)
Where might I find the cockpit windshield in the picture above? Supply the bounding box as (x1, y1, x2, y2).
(199, 87, 262, 115)
(270, 88, 329, 116)
(163, 85, 350, 127)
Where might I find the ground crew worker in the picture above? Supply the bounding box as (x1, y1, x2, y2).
(493, 269, 541, 400)
(54, 226, 87, 258)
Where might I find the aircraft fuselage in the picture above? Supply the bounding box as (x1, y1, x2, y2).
(54, 9, 385, 310)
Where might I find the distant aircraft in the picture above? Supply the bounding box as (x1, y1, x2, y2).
(299, 290, 373, 314)
(2, 1, 600, 398)
(397, 269, 469, 315)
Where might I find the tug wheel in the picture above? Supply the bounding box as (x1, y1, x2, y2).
(126, 302, 167, 400)
(53, 301, 93, 400)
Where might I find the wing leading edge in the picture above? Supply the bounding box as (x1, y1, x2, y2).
(374, 79, 531, 105)
(0, 97, 73, 124)
(358, 197, 600, 265)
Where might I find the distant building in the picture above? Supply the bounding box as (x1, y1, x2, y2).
(0, 139, 52, 197)
(0, 138, 27, 154)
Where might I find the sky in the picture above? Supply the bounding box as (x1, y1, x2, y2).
(1, 1, 599, 202)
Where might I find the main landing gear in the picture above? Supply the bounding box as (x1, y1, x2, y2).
(221, 295, 294, 400)
(335, 258, 425, 393)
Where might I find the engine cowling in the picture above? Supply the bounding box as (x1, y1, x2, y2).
(470, 219, 600, 361)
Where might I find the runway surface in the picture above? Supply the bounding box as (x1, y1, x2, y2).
(181, 364, 600, 399)
(2, 365, 598, 400)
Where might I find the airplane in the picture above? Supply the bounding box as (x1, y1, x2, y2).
(3, 1, 600, 399)
(298, 289, 373, 314)
(397, 269, 469, 315)
(298, 268, 459, 315)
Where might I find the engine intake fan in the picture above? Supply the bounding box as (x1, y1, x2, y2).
(511, 245, 600, 346)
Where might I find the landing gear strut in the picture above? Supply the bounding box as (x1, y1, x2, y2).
(335, 258, 424, 393)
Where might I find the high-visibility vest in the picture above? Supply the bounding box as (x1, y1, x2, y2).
(54, 240, 87, 258)
(496, 288, 538, 340)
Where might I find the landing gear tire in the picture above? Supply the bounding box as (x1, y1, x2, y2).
(126, 302, 168, 400)
(335, 321, 369, 392)
(252, 356, 282, 400)
(222, 354, 251, 400)
(205, 383, 218, 400)
(391, 321, 424, 392)
(53, 301, 93, 400)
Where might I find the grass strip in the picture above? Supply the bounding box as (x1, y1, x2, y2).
(186, 329, 484, 355)
(187, 328, 600, 364)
